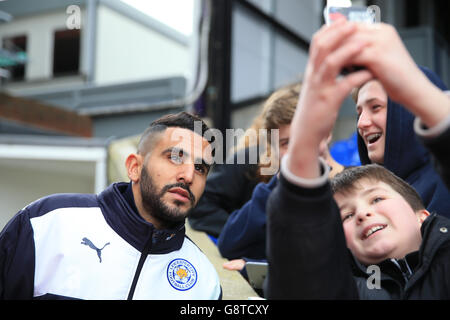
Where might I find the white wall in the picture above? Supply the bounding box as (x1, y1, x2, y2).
(0, 158, 96, 230)
(0, 8, 87, 83)
(0, 143, 107, 231)
(95, 4, 190, 85)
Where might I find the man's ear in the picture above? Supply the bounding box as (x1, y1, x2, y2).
(125, 153, 143, 182)
(416, 209, 431, 224)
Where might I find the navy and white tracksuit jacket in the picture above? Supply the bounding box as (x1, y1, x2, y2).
(0, 182, 222, 300)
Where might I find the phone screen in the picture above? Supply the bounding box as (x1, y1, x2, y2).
(324, 6, 381, 26)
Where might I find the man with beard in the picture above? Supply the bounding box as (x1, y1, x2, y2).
(0, 112, 222, 300)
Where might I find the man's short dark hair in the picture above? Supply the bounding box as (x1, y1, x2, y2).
(137, 112, 212, 156)
(331, 164, 425, 212)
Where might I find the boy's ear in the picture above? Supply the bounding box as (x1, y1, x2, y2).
(125, 153, 143, 182)
(416, 209, 430, 224)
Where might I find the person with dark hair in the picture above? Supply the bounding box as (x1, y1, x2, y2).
(266, 20, 450, 299)
(0, 112, 222, 300)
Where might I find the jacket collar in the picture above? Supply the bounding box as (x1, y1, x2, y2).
(418, 213, 450, 266)
(97, 182, 185, 254)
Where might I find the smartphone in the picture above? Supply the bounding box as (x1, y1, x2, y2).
(324, 6, 380, 26)
(324, 5, 381, 75)
(245, 261, 268, 290)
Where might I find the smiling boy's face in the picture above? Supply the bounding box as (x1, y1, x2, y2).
(356, 80, 388, 165)
(334, 178, 429, 265)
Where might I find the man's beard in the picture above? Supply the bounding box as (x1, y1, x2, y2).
(139, 164, 196, 229)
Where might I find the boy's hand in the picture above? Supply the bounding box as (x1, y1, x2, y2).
(223, 259, 245, 271)
(287, 19, 373, 179)
(347, 23, 450, 127)
(346, 23, 420, 102)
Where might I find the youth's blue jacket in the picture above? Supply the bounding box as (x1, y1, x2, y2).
(217, 176, 278, 261)
(357, 67, 450, 218)
(0, 182, 222, 300)
(189, 146, 261, 237)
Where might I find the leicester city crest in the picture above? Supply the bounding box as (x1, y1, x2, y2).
(167, 258, 197, 291)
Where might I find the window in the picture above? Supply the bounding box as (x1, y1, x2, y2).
(53, 29, 80, 77)
(2, 35, 27, 81)
(230, 1, 310, 103)
(404, 0, 420, 28)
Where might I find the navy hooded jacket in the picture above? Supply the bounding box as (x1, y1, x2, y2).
(217, 176, 278, 261)
(357, 67, 450, 218)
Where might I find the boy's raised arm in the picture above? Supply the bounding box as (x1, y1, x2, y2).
(287, 19, 373, 180)
(266, 20, 372, 299)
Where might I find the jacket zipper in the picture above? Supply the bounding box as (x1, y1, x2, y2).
(127, 229, 154, 300)
(390, 258, 413, 284)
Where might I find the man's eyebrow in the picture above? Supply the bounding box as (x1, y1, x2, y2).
(162, 146, 188, 154)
